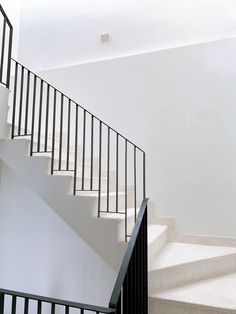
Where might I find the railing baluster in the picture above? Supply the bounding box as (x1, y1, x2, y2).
(144, 208, 148, 314)
(125, 139, 128, 241)
(11, 295, 16, 314)
(37, 80, 43, 152)
(51, 89, 57, 174)
(74, 105, 78, 195)
(11, 61, 18, 139)
(82, 110, 86, 190)
(30, 75, 37, 156)
(116, 133, 119, 213)
(44, 84, 50, 152)
(98, 121, 102, 217)
(143, 152, 146, 199)
(24, 298, 29, 314)
(65, 305, 69, 314)
(0, 19, 6, 83)
(37, 300, 42, 314)
(6, 23, 13, 88)
(24, 70, 30, 135)
(0, 293, 4, 314)
(18, 65, 24, 136)
(90, 115, 94, 190)
(66, 99, 71, 170)
(107, 127, 110, 212)
(134, 146, 137, 222)
(59, 94, 64, 170)
(51, 303, 55, 314)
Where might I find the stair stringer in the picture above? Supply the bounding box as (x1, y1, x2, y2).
(0, 138, 126, 271)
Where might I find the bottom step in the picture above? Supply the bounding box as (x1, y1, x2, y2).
(149, 272, 236, 314)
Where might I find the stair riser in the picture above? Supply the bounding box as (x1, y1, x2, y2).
(148, 229, 168, 263)
(149, 253, 236, 294)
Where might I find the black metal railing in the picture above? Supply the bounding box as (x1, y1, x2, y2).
(0, 289, 116, 314)
(9, 58, 146, 241)
(0, 199, 148, 314)
(0, 4, 13, 88)
(109, 198, 148, 313)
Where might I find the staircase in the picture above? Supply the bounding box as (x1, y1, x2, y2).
(2, 3, 236, 314)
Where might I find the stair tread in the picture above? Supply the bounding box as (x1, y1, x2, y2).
(149, 242, 236, 271)
(151, 272, 236, 312)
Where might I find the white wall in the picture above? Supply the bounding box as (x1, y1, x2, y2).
(18, 0, 236, 71)
(0, 161, 116, 307)
(36, 37, 236, 238)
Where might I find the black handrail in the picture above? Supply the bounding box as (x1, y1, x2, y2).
(109, 198, 149, 313)
(0, 288, 116, 313)
(0, 4, 13, 88)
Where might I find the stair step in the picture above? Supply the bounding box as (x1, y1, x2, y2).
(149, 242, 236, 294)
(149, 272, 236, 314)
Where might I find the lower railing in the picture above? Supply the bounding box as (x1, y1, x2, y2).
(0, 289, 115, 313)
(0, 199, 148, 314)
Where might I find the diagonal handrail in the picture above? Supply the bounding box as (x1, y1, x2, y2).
(109, 198, 148, 312)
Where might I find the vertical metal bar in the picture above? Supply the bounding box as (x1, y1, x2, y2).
(18, 65, 24, 135)
(24, 298, 29, 314)
(37, 80, 43, 152)
(73, 105, 78, 195)
(65, 305, 69, 314)
(125, 139, 128, 241)
(51, 303, 55, 314)
(44, 84, 50, 152)
(144, 206, 148, 314)
(59, 94, 64, 170)
(6, 25, 13, 88)
(98, 121, 102, 217)
(116, 133, 119, 213)
(24, 70, 30, 135)
(37, 300, 42, 314)
(0, 293, 4, 314)
(90, 115, 94, 190)
(82, 110, 86, 190)
(0, 19, 6, 83)
(11, 61, 18, 139)
(143, 152, 146, 199)
(66, 99, 71, 170)
(51, 89, 57, 174)
(107, 127, 110, 212)
(134, 146, 137, 222)
(30, 75, 37, 156)
(11, 295, 16, 314)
